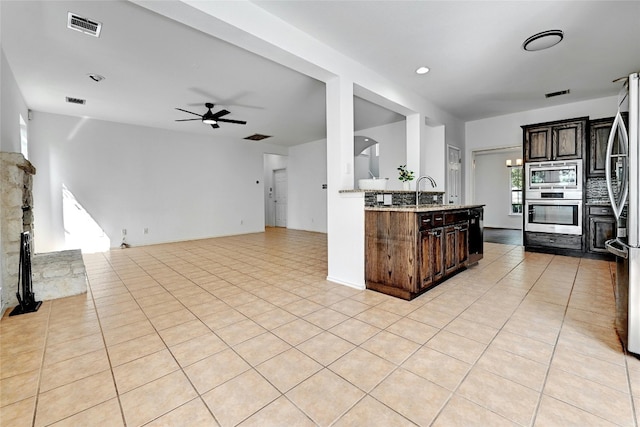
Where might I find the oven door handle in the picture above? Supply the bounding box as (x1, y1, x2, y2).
(605, 238, 629, 259)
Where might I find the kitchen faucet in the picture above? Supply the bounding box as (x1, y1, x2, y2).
(415, 175, 437, 205)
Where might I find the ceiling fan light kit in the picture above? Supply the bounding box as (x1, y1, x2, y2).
(175, 102, 247, 130)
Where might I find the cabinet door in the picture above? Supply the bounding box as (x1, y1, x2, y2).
(419, 228, 444, 290)
(588, 216, 616, 253)
(431, 228, 445, 284)
(419, 230, 433, 289)
(552, 120, 584, 160)
(589, 118, 613, 177)
(456, 223, 469, 267)
(525, 126, 552, 161)
(444, 225, 458, 275)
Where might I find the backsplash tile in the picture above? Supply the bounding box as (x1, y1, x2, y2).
(364, 191, 444, 207)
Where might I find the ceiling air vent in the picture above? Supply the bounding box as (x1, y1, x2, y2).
(244, 134, 272, 141)
(67, 12, 102, 37)
(66, 96, 86, 105)
(545, 89, 570, 98)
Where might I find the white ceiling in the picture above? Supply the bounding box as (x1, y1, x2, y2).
(253, 0, 640, 120)
(2, 1, 639, 147)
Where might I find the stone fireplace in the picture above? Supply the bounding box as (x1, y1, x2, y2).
(1, 152, 36, 313)
(1, 152, 87, 315)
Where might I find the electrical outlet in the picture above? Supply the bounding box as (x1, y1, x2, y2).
(143, 228, 149, 234)
(122, 228, 127, 235)
(433, 195, 438, 202)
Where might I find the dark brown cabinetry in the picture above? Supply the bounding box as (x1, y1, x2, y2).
(419, 227, 444, 289)
(365, 207, 480, 300)
(588, 115, 628, 177)
(588, 117, 613, 177)
(587, 205, 616, 254)
(444, 223, 468, 275)
(523, 117, 587, 162)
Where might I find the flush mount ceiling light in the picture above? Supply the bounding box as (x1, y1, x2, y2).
(523, 30, 564, 51)
(415, 66, 430, 75)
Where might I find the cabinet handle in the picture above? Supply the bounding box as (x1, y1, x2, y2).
(435, 217, 443, 221)
(601, 209, 609, 214)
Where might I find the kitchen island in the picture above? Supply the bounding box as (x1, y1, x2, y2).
(365, 204, 484, 300)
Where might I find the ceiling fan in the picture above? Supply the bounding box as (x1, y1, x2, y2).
(175, 102, 247, 129)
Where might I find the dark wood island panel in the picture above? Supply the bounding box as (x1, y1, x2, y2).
(365, 206, 483, 300)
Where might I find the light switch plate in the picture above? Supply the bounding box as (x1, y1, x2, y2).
(376, 194, 384, 202)
(383, 194, 392, 205)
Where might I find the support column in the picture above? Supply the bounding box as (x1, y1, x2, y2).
(406, 113, 422, 179)
(326, 77, 365, 289)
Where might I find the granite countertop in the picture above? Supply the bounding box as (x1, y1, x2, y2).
(339, 189, 445, 194)
(365, 204, 484, 213)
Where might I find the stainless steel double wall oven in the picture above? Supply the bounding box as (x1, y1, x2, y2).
(525, 159, 583, 235)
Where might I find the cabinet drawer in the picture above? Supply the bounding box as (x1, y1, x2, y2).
(588, 205, 613, 216)
(525, 232, 582, 250)
(444, 210, 469, 225)
(432, 213, 445, 227)
(418, 214, 434, 230)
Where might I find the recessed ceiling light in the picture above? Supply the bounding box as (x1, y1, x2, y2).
(523, 30, 564, 51)
(415, 66, 430, 75)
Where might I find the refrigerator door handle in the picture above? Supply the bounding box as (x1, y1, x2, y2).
(606, 238, 629, 259)
(605, 110, 630, 219)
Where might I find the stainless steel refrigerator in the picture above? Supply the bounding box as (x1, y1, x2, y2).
(606, 72, 640, 356)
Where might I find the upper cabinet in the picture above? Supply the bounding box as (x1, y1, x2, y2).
(588, 117, 613, 177)
(588, 114, 628, 177)
(523, 117, 587, 162)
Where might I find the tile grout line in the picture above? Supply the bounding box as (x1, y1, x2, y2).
(528, 255, 580, 427)
(103, 246, 226, 426)
(426, 244, 548, 426)
(30, 299, 52, 427)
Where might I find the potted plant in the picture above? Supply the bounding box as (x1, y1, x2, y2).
(397, 165, 414, 190)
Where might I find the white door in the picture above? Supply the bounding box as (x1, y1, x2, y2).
(447, 145, 462, 204)
(274, 168, 288, 227)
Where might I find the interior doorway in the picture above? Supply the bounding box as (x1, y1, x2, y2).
(263, 154, 288, 227)
(274, 168, 288, 227)
(446, 145, 462, 205)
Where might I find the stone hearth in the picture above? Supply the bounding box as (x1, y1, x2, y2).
(1, 152, 87, 315)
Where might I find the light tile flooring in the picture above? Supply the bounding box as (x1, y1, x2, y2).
(1, 228, 638, 426)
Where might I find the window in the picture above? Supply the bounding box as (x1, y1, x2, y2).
(510, 166, 523, 214)
(20, 114, 28, 160)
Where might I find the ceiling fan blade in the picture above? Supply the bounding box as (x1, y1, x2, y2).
(211, 123, 220, 129)
(212, 109, 230, 119)
(216, 118, 247, 125)
(175, 118, 202, 122)
(175, 107, 203, 117)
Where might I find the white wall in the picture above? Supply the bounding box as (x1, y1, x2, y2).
(465, 96, 618, 204)
(287, 138, 327, 233)
(1, 49, 28, 153)
(421, 123, 446, 192)
(474, 148, 522, 229)
(29, 111, 288, 252)
(0, 47, 29, 313)
(356, 121, 406, 190)
(263, 153, 288, 227)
